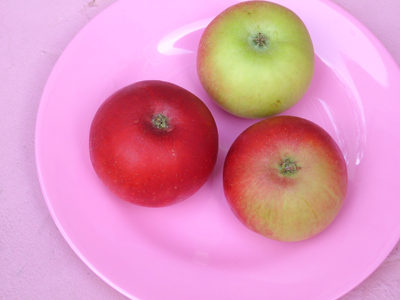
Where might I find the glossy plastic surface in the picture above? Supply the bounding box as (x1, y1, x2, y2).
(35, 0, 400, 299)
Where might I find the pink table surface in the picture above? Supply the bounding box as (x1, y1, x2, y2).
(1, 0, 399, 299)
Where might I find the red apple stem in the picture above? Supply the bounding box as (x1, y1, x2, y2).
(152, 113, 169, 130)
(280, 158, 301, 175)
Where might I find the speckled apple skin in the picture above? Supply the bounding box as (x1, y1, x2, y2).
(223, 116, 348, 242)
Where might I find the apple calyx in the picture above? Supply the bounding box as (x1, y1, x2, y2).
(152, 113, 169, 130)
(253, 32, 267, 47)
(280, 158, 301, 175)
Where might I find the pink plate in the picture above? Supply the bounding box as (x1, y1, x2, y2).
(35, 0, 400, 299)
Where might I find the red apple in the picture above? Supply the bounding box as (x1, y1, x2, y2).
(89, 80, 219, 207)
(223, 116, 348, 242)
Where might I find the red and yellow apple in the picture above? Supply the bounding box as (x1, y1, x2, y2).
(197, 1, 315, 118)
(223, 116, 348, 242)
(89, 80, 219, 207)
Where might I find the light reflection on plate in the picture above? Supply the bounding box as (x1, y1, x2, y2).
(35, 0, 400, 299)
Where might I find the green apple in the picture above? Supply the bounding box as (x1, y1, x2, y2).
(197, 1, 315, 118)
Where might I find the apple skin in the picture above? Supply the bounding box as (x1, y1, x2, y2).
(197, 1, 315, 119)
(223, 116, 348, 242)
(89, 80, 219, 207)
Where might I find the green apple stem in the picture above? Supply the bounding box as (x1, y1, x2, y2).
(152, 113, 169, 130)
(253, 32, 267, 47)
(280, 158, 301, 175)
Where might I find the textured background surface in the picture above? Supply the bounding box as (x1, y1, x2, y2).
(1, 0, 399, 299)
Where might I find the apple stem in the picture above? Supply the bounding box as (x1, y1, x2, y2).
(280, 158, 301, 175)
(152, 113, 169, 130)
(253, 33, 267, 47)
